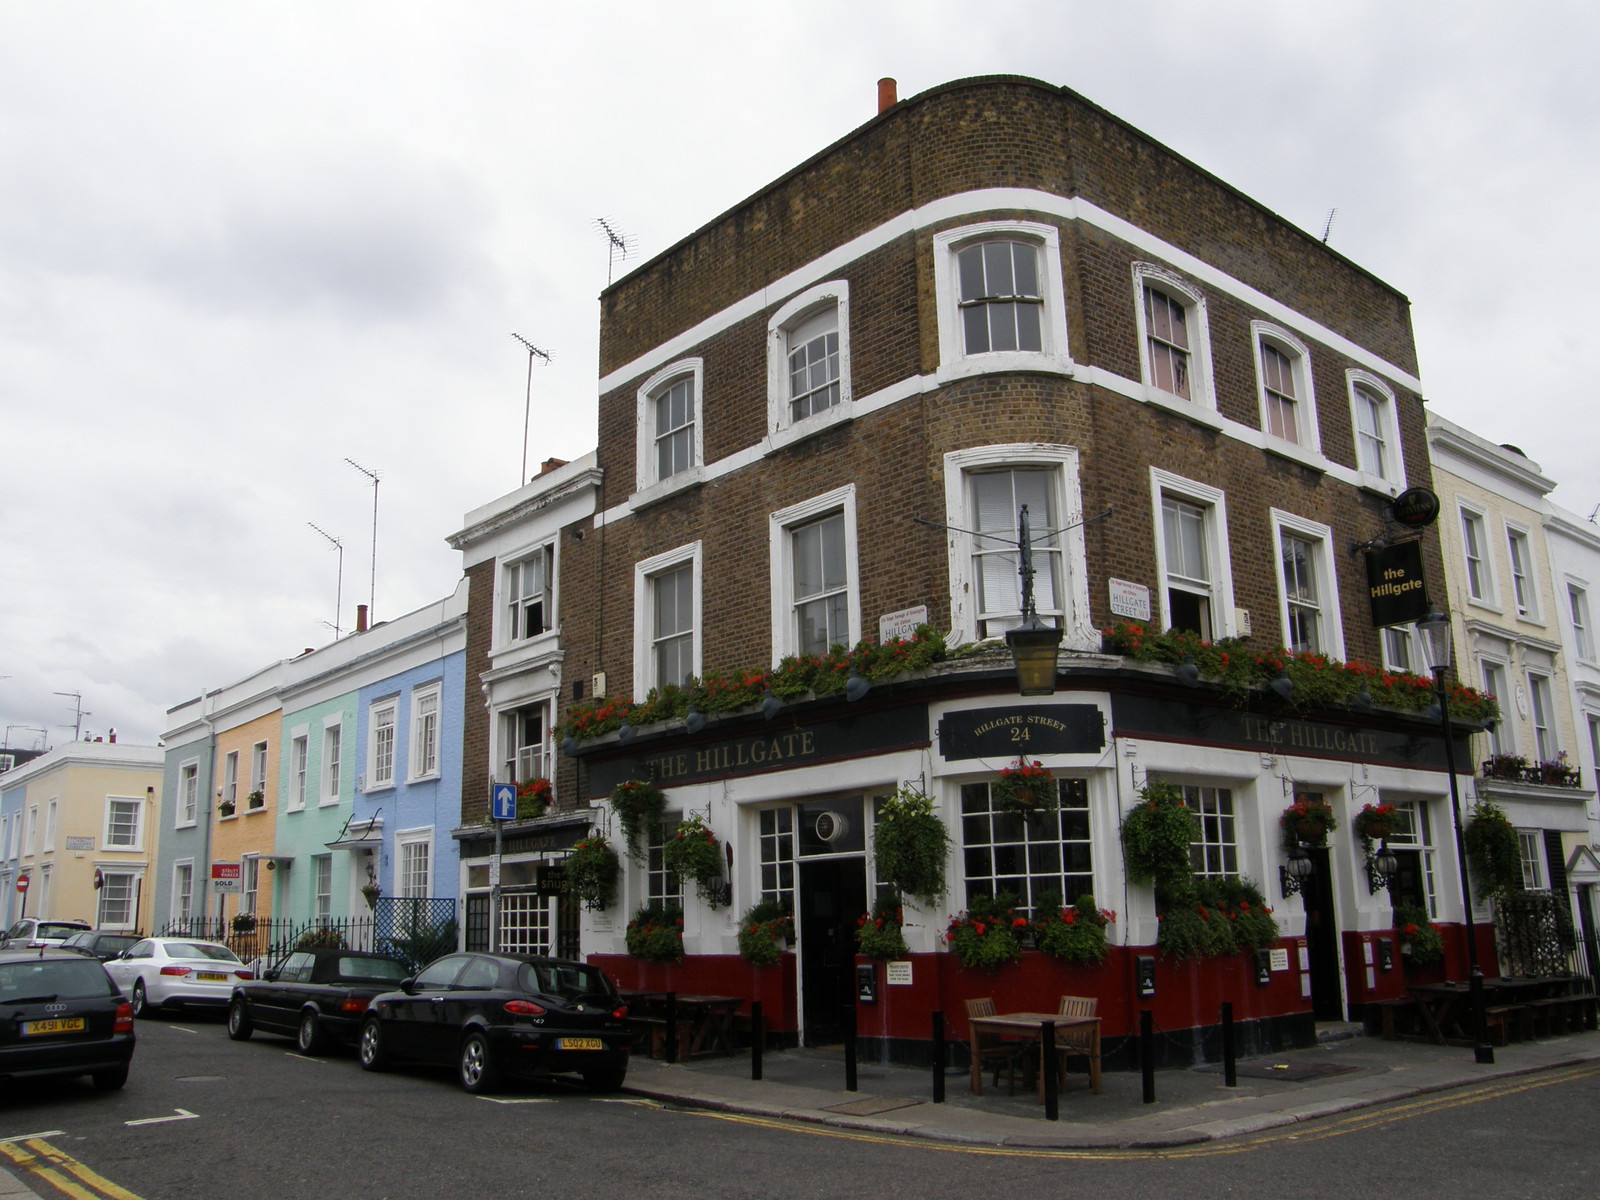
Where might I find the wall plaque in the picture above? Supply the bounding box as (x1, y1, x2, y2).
(938, 705, 1104, 761)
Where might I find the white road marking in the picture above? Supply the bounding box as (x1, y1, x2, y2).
(171, 1026, 200, 1034)
(125, 1109, 198, 1127)
(475, 1097, 555, 1104)
(0, 1130, 64, 1144)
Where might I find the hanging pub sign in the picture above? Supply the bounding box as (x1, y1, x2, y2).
(1365, 539, 1429, 628)
(1390, 487, 1440, 530)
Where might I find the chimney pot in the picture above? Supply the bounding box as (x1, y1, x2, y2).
(109, 729, 116, 743)
(356, 604, 369, 633)
(539, 457, 569, 476)
(878, 77, 897, 114)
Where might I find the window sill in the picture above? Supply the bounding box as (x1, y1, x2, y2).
(935, 350, 1074, 386)
(285, 804, 305, 814)
(363, 783, 396, 795)
(1141, 388, 1225, 431)
(406, 773, 441, 786)
(318, 798, 341, 808)
(766, 402, 855, 453)
(631, 466, 707, 511)
(1353, 472, 1403, 500)
(1261, 440, 1328, 474)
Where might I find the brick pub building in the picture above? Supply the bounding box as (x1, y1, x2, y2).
(538, 76, 1485, 1064)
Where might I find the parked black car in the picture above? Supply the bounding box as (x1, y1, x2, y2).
(227, 948, 410, 1054)
(357, 952, 630, 1094)
(0, 948, 135, 1090)
(58, 931, 143, 963)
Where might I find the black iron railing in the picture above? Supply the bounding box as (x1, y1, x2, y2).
(160, 897, 457, 974)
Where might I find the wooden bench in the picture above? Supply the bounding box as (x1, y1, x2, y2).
(1523, 994, 1598, 1038)
(1483, 1005, 1518, 1046)
(1369, 995, 1419, 1040)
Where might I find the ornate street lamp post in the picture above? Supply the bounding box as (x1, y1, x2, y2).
(1417, 606, 1495, 1065)
(1006, 505, 1064, 695)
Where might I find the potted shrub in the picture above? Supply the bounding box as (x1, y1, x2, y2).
(945, 892, 1026, 971)
(1032, 893, 1115, 965)
(1280, 795, 1338, 846)
(661, 814, 728, 908)
(991, 758, 1057, 815)
(515, 777, 552, 820)
(217, 797, 236, 818)
(872, 785, 949, 907)
(610, 778, 667, 856)
(737, 898, 793, 966)
(625, 903, 684, 963)
(230, 912, 256, 934)
(855, 897, 910, 961)
(246, 789, 265, 809)
(1483, 753, 1527, 780)
(565, 836, 620, 911)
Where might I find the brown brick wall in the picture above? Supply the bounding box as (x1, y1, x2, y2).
(460, 558, 494, 825)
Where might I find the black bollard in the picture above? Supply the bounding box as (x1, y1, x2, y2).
(932, 1010, 945, 1104)
(751, 1000, 764, 1081)
(1041, 1020, 1059, 1121)
(665, 992, 678, 1064)
(1140, 1008, 1156, 1104)
(843, 999, 858, 1092)
(1221, 1001, 1236, 1088)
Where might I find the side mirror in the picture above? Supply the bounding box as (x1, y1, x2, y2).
(264, 970, 280, 982)
(400, 978, 417, 995)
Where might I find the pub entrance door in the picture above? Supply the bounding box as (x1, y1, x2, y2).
(793, 795, 868, 1046)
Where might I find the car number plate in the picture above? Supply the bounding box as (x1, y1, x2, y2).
(559, 1037, 604, 1050)
(23, 1018, 84, 1036)
(197, 973, 226, 981)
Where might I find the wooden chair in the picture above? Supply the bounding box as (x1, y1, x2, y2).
(964, 997, 1027, 1095)
(1054, 995, 1103, 1094)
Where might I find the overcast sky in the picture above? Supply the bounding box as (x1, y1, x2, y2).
(3, 1, 1594, 749)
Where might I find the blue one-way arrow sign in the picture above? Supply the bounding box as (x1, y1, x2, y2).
(491, 783, 517, 821)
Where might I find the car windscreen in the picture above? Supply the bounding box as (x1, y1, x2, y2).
(0, 959, 117, 1002)
(37, 923, 88, 939)
(521, 963, 616, 1004)
(168, 943, 242, 963)
(335, 957, 408, 983)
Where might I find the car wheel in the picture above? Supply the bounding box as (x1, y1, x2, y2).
(583, 1066, 627, 1093)
(358, 1018, 388, 1072)
(91, 1065, 129, 1092)
(458, 1031, 499, 1094)
(130, 980, 150, 1019)
(226, 998, 253, 1040)
(296, 1011, 327, 1056)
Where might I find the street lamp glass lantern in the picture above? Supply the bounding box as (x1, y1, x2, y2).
(1417, 607, 1453, 674)
(1006, 621, 1063, 696)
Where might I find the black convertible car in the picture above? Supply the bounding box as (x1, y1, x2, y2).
(357, 952, 630, 1093)
(227, 948, 410, 1054)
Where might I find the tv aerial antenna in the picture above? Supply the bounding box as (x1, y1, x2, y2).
(595, 217, 634, 285)
(307, 523, 345, 638)
(53, 692, 89, 742)
(511, 334, 552, 485)
(344, 458, 380, 623)
(1321, 208, 1338, 244)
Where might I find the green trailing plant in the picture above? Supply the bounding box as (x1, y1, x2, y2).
(565, 836, 620, 911)
(661, 814, 728, 908)
(295, 927, 346, 950)
(991, 758, 1057, 815)
(1196, 877, 1280, 952)
(1464, 800, 1523, 903)
(1354, 802, 1400, 892)
(1395, 904, 1444, 966)
(1100, 621, 1499, 723)
(1280, 795, 1338, 847)
(873, 785, 950, 907)
(1120, 781, 1198, 902)
(737, 898, 793, 967)
(945, 892, 1027, 971)
(855, 896, 910, 961)
(610, 779, 667, 856)
(561, 627, 948, 743)
(1032, 893, 1115, 965)
(625, 903, 684, 963)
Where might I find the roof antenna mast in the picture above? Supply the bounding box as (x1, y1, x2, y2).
(1321, 208, 1338, 244)
(594, 217, 634, 286)
(307, 523, 345, 639)
(511, 334, 552, 485)
(344, 458, 380, 624)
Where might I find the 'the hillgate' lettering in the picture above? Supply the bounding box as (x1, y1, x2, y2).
(1241, 715, 1382, 757)
(642, 730, 819, 781)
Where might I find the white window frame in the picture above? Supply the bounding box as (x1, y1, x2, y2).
(171, 859, 194, 924)
(1269, 510, 1346, 659)
(313, 854, 333, 922)
(1132, 263, 1215, 413)
(766, 282, 853, 440)
(1251, 322, 1321, 455)
(632, 541, 703, 701)
(223, 750, 239, 810)
(321, 718, 343, 806)
(1569, 582, 1595, 663)
(177, 759, 199, 828)
(1149, 470, 1237, 640)
(366, 701, 396, 791)
(1528, 671, 1555, 762)
(249, 740, 268, 808)
(409, 683, 442, 781)
(1517, 830, 1547, 891)
(1460, 506, 1497, 607)
(242, 855, 260, 915)
(287, 730, 309, 812)
(43, 799, 56, 853)
(1505, 525, 1539, 619)
(103, 796, 142, 851)
(1481, 659, 1511, 757)
(1347, 370, 1407, 490)
(396, 830, 432, 900)
(943, 444, 1095, 649)
(1380, 624, 1420, 674)
(932, 221, 1071, 382)
(95, 868, 141, 930)
(23, 806, 37, 858)
(500, 700, 554, 787)
(634, 358, 704, 497)
(503, 543, 556, 645)
(768, 486, 861, 661)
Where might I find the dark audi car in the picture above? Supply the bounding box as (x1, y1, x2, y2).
(227, 948, 409, 1054)
(358, 952, 629, 1094)
(0, 949, 135, 1090)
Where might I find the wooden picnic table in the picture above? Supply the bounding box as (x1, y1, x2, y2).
(1408, 976, 1584, 1045)
(967, 1011, 1102, 1099)
(620, 990, 742, 1060)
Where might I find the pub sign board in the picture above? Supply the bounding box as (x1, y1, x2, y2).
(938, 705, 1104, 761)
(1364, 539, 1429, 628)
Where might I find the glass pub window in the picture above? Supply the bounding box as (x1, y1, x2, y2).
(960, 778, 1092, 915)
(957, 241, 1042, 354)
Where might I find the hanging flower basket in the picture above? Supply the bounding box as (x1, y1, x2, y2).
(610, 779, 667, 856)
(872, 785, 949, 907)
(1280, 796, 1337, 846)
(1353, 802, 1398, 843)
(565, 836, 620, 911)
(661, 814, 728, 908)
(515, 777, 552, 821)
(360, 883, 381, 910)
(991, 758, 1058, 815)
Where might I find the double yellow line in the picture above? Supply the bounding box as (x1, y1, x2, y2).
(686, 1062, 1600, 1160)
(0, 1138, 144, 1200)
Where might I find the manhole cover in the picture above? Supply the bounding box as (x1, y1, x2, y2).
(822, 1097, 924, 1116)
